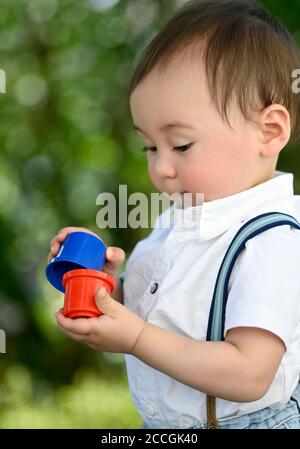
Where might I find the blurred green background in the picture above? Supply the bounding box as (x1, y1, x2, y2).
(0, 0, 299, 428)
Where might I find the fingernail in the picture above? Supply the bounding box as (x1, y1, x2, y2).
(98, 287, 106, 296)
(107, 247, 114, 258)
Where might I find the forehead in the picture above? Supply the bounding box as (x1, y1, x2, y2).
(129, 51, 212, 123)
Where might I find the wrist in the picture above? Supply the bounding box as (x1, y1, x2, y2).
(129, 319, 147, 355)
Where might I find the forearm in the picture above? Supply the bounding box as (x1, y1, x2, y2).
(110, 277, 124, 304)
(131, 322, 263, 402)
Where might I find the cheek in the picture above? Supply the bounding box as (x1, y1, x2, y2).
(180, 141, 244, 198)
(179, 162, 212, 194)
(179, 150, 226, 187)
(147, 160, 160, 188)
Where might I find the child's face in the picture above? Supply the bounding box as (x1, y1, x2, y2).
(130, 52, 272, 203)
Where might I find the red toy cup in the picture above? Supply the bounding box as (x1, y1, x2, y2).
(62, 269, 115, 319)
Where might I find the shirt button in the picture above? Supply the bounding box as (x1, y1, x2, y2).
(144, 404, 155, 416)
(150, 282, 158, 294)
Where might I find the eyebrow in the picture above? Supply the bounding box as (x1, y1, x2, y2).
(133, 122, 196, 134)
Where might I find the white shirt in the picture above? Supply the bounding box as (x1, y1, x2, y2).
(123, 170, 300, 428)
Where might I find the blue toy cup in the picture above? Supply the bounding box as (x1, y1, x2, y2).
(45, 231, 107, 293)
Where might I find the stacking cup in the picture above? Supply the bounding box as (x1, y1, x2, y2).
(62, 269, 115, 318)
(45, 231, 106, 293)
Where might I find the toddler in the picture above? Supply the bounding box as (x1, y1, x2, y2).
(49, 0, 300, 429)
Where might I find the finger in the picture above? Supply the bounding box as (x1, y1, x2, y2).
(48, 234, 64, 262)
(58, 227, 100, 240)
(49, 228, 81, 249)
(48, 228, 102, 262)
(48, 229, 86, 262)
(55, 310, 96, 335)
(95, 286, 121, 318)
(49, 235, 60, 249)
(47, 245, 60, 262)
(47, 252, 56, 263)
(47, 244, 62, 262)
(103, 247, 125, 276)
(57, 324, 86, 342)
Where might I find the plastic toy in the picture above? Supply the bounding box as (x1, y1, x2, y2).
(45, 232, 115, 318)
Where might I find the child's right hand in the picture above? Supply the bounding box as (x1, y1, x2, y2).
(47, 227, 125, 278)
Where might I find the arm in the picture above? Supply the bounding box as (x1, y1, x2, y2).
(131, 324, 286, 403)
(55, 286, 285, 403)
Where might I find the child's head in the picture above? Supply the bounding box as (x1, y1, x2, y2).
(129, 0, 300, 202)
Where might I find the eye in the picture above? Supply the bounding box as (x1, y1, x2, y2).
(142, 146, 157, 152)
(141, 143, 193, 153)
(174, 143, 193, 152)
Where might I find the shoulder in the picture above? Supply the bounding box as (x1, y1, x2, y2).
(227, 216, 300, 302)
(241, 197, 300, 247)
(244, 222, 300, 257)
(227, 217, 300, 301)
(236, 222, 300, 281)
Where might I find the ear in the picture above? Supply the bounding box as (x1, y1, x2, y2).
(257, 105, 291, 157)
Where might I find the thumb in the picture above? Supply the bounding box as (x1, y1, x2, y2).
(95, 286, 120, 317)
(103, 246, 125, 276)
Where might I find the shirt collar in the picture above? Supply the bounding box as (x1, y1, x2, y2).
(169, 170, 295, 241)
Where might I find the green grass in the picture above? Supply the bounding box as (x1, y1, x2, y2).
(0, 365, 143, 429)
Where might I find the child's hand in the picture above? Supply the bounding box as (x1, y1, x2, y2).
(47, 227, 125, 277)
(55, 286, 146, 354)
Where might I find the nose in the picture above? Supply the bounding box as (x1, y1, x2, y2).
(154, 152, 177, 179)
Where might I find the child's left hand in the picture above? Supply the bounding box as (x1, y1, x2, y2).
(55, 287, 146, 354)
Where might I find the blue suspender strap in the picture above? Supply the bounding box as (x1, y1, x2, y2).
(205, 211, 300, 429)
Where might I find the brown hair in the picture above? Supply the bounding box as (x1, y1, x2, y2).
(129, 0, 300, 145)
